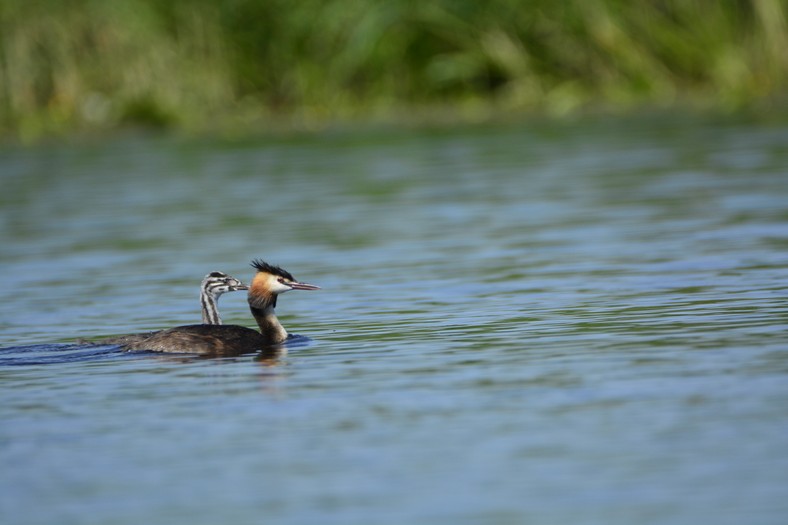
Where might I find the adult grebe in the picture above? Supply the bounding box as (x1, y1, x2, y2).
(104, 260, 319, 355)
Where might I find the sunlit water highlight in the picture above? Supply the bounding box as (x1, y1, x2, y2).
(1, 115, 787, 525)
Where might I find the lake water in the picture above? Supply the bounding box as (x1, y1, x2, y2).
(1, 114, 787, 525)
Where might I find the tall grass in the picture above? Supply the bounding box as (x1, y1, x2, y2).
(1, 0, 786, 139)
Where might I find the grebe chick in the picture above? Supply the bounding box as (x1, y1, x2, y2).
(94, 271, 248, 348)
(200, 271, 248, 324)
(112, 260, 319, 355)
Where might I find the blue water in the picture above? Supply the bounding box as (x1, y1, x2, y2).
(1, 115, 788, 524)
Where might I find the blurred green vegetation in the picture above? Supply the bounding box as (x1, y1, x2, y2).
(1, 0, 787, 140)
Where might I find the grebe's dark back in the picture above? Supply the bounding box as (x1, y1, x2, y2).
(95, 271, 247, 349)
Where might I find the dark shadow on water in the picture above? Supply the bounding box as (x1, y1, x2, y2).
(0, 343, 126, 366)
(0, 333, 314, 366)
(284, 333, 312, 348)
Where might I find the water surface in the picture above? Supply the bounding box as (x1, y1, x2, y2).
(1, 114, 788, 525)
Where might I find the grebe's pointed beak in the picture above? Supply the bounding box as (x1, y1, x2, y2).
(289, 281, 320, 291)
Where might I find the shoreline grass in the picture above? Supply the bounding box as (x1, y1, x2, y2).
(1, 0, 787, 141)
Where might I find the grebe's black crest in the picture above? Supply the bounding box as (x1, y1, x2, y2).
(250, 259, 295, 281)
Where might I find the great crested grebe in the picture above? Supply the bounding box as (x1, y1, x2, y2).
(103, 260, 319, 355)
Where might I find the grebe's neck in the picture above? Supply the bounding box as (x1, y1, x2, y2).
(249, 304, 288, 344)
(201, 291, 222, 325)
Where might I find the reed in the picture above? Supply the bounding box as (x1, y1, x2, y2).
(1, 0, 786, 139)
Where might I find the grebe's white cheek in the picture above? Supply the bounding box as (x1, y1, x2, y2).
(271, 280, 293, 294)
